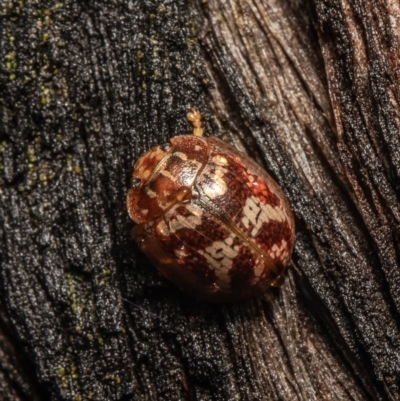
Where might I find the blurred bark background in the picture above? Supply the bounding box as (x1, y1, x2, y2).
(1, 0, 400, 400)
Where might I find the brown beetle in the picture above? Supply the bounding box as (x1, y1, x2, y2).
(127, 110, 295, 302)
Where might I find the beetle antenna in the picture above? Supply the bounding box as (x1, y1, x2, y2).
(187, 108, 204, 137)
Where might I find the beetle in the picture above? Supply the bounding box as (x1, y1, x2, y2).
(127, 110, 295, 302)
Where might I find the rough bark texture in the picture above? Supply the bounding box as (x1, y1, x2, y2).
(0, 0, 399, 400)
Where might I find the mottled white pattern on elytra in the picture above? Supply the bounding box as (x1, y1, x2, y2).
(204, 237, 237, 260)
(157, 189, 174, 210)
(174, 151, 188, 161)
(269, 239, 288, 260)
(202, 165, 228, 199)
(169, 218, 184, 233)
(145, 188, 157, 199)
(160, 169, 177, 181)
(225, 236, 233, 246)
(281, 251, 290, 263)
(184, 203, 203, 217)
(212, 155, 228, 166)
(241, 196, 286, 237)
(189, 159, 202, 169)
(198, 233, 238, 287)
(178, 213, 202, 228)
(174, 245, 190, 259)
(168, 204, 203, 233)
(253, 259, 264, 278)
(156, 220, 170, 236)
(250, 258, 266, 285)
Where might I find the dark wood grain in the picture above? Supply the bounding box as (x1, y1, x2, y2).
(0, 0, 399, 400)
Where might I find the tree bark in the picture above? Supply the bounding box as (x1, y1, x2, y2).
(0, 0, 399, 400)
